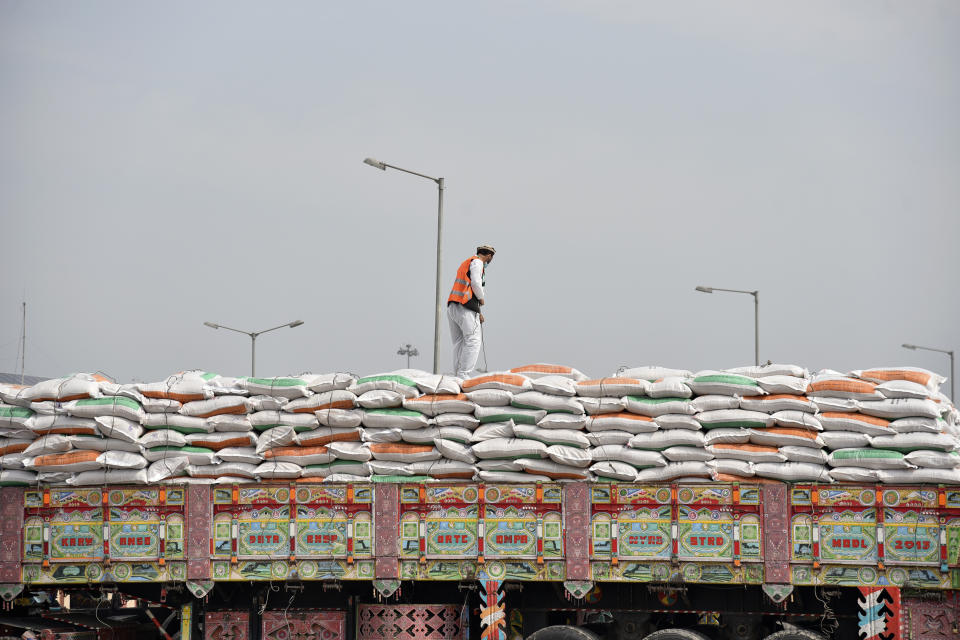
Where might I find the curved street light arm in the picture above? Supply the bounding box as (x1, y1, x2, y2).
(363, 156, 445, 374)
(710, 287, 758, 297)
(210, 324, 254, 337)
(695, 285, 760, 365)
(381, 162, 440, 185)
(255, 322, 302, 337)
(903, 344, 954, 356)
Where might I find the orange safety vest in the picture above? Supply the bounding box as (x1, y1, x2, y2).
(448, 256, 484, 305)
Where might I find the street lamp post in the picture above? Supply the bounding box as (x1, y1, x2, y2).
(364, 157, 444, 374)
(397, 344, 420, 369)
(203, 320, 304, 377)
(902, 343, 955, 401)
(695, 286, 760, 365)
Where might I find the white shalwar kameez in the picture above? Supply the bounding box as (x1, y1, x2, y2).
(447, 258, 486, 379)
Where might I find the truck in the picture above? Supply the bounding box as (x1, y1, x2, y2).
(1, 479, 959, 640)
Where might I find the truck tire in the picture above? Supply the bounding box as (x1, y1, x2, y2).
(527, 626, 600, 640)
(641, 630, 712, 640)
(762, 630, 827, 640)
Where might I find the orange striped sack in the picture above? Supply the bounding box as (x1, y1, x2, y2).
(461, 374, 532, 393)
(367, 443, 441, 462)
(853, 367, 945, 389)
(29, 450, 101, 471)
(708, 443, 785, 463)
(509, 364, 586, 381)
(297, 428, 362, 447)
(807, 378, 878, 399)
(0, 439, 31, 455)
(264, 446, 334, 465)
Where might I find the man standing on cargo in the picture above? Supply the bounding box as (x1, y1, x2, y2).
(447, 245, 495, 378)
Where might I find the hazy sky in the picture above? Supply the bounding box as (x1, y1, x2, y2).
(2, 1, 958, 384)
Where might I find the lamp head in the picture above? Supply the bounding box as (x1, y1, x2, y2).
(902, 343, 917, 350)
(203, 322, 219, 329)
(363, 157, 386, 170)
(288, 320, 304, 328)
(695, 286, 713, 293)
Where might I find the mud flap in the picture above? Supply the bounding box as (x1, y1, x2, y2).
(762, 583, 793, 604)
(372, 578, 400, 598)
(186, 580, 213, 598)
(563, 580, 594, 600)
(0, 583, 23, 603)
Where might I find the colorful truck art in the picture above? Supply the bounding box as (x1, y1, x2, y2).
(4, 481, 960, 595)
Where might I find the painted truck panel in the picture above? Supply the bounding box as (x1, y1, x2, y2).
(8, 481, 960, 591)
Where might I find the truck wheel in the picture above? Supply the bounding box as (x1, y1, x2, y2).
(526, 626, 600, 640)
(641, 630, 712, 640)
(763, 630, 827, 640)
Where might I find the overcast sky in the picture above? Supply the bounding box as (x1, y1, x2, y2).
(1, 1, 958, 384)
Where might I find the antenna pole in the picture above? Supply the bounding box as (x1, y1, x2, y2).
(20, 301, 26, 384)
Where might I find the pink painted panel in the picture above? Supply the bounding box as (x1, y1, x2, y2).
(205, 611, 249, 640)
(761, 482, 789, 584)
(0, 487, 24, 582)
(358, 604, 463, 640)
(563, 482, 590, 580)
(374, 484, 399, 579)
(904, 593, 960, 639)
(261, 610, 345, 640)
(187, 484, 212, 580)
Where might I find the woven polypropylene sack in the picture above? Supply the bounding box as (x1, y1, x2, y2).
(753, 462, 832, 483)
(590, 444, 667, 469)
(635, 462, 711, 481)
(905, 450, 960, 468)
(509, 364, 587, 381)
(628, 430, 705, 450)
(622, 397, 696, 418)
(689, 373, 765, 397)
(819, 431, 873, 450)
(544, 445, 592, 468)
(348, 373, 421, 398)
(590, 461, 639, 481)
(403, 394, 475, 416)
(472, 437, 547, 460)
(264, 445, 335, 466)
(461, 373, 532, 393)
(512, 391, 584, 415)
(516, 458, 592, 480)
(707, 443, 785, 463)
(576, 378, 650, 398)
(513, 424, 590, 448)
(585, 413, 658, 434)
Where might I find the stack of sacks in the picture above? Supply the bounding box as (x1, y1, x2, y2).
(1, 363, 956, 487)
(465, 365, 590, 484)
(0, 373, 151, 486)
(0, 380, 37, 486)
(698, 364, 830, 483)
(581, 366, 692, 482)
(250, 372, 357, 483)
(350, 371, 442, 482)
(816, 367, 960, 484)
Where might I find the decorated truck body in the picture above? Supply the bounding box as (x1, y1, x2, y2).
(2, 480, 960, 640)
